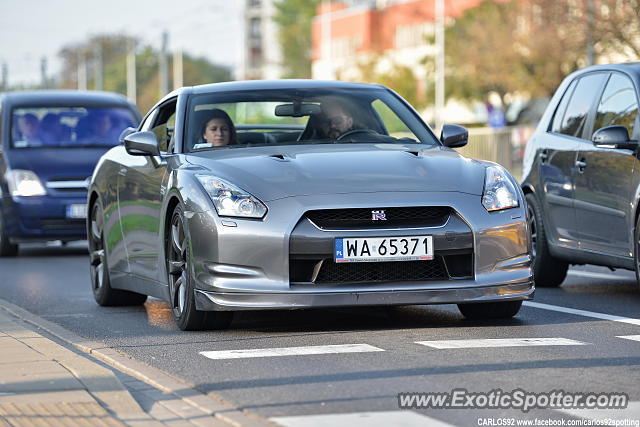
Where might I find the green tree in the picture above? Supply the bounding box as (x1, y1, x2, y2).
(273, 0, 321, 78)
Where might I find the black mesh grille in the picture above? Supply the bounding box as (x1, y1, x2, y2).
(306, 206, 450, 229)
(314, 257, 448, 284)
(41, 219, 86, 231)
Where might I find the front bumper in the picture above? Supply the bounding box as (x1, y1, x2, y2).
(1, 194, 88, 242)
(194, 280, 534, 310)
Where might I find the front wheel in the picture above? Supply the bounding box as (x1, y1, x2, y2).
(167, 205, 233, 331)
(89, 201, 147, 306)
(0, 211, 18, 257)
(525, 193, 568, 287)
(634, 215, 640, 290)
(457, 300, 522, 319)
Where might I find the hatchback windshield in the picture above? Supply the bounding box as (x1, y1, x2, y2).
(11, 106, 137, 148)
(187, 88, 437, 151)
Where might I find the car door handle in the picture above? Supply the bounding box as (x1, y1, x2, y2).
(539, 149, 549, 163)
(575, 159, 587, 172)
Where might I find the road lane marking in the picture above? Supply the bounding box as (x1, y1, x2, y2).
(617, 335, 640, 342)
(415, 338, 587, 349)
(199, 344, 384, 360)
(524, 301, 640, 326)
(567, 270, 634, 281)
(558, 401, 640, 423)
(271, 411, 454, 427)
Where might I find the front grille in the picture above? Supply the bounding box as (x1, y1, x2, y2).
(41, 219, 86, 231)
(314, 257, 448, 284)
(306, 206, 450, 229)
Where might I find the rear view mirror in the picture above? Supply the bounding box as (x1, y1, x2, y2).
(124, 131, 160, 156)
(440, 124, 468, 148)
(275, 103, 321, 117)
(592, 125, 638, 150)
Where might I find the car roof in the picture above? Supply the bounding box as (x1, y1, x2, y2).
(188, 79, 386, 95)
(574, 62, 640, 77)
(0, 90, 134, 108)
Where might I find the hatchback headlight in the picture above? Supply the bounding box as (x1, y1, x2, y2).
(482, 165, 519, 211)
(6, 169, 46, 197)
(196, 175, 267, 219)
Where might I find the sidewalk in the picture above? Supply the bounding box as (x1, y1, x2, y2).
(0, 309, 159, 426)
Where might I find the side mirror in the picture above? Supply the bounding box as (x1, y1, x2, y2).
(592, 125, 637, 150)
(124, 131, 160, 156)
(118, 126, 137, 144)
(440, 124, 468, 148)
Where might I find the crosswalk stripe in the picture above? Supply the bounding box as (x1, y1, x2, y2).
(524, 301, 640, 326)
(199, 344, 384, 360)
(617, 335, 640, 342)
(415, 337, 587, 349)
(270, 411, 454, 427)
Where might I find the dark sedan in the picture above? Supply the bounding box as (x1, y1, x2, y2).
(521, 62, 640, 287)
(0, 91, 141, 256)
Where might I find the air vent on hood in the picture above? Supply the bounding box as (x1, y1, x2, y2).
(269, 153, 288, 161)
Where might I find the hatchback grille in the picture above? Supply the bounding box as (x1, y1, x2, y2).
(306, 206, 450, 229)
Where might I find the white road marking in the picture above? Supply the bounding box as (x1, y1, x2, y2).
(524, 301, 640, 326)
(567, 270, 634, 281)
(558, 401, 640, 423)
(199, 344, 384, 360)
(617, 335, 640, 342)
(271, 411, 454, 427)
(415, 338, 587, 349)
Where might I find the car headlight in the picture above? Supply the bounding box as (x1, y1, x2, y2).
(196, 175, 267, 219)
(482, 165, 519, 211)
(6, 169, 46, 197)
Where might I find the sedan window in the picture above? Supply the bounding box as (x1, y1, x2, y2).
(594, 73, 639, 138)
(558, 73, 607, 139)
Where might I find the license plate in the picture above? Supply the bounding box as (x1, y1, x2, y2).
(66, 204, 87, 219)
(335, 235, 433, 263)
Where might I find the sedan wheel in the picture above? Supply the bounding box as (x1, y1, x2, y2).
(89, 201, 147, 306)
(634, 216, 640, 289)
(167, 205, 232, 331)
(0, 211, 18, 257)
(525, 193, 568, 287)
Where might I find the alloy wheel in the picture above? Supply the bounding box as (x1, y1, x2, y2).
(168, 212, 188, 317)
(527, 203, 537, 260)
(89, 203, 106, 291)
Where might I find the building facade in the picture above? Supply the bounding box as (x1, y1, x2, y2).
(238, 0, 283, 80)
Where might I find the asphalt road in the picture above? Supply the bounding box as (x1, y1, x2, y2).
(2, 242, 640, 426)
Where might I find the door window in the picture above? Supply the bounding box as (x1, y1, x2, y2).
(558, 73, 607, 139)
(594, 73, 639, 138)
(149, 100, 177, 153)
(551, 80, 577, 133)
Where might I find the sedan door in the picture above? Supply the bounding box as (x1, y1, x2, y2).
(574, 72, 640, 257)
(117, 100, 175, 283)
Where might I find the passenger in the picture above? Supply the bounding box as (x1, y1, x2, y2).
(17, 113, 42, 145)
(201, 109, 237, 147)
(40, 113, 70, 145)
(79, 111, 118, 144)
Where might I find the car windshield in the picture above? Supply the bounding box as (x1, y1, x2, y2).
(186, 87, 438, 151)
(11, 106, 137, 148)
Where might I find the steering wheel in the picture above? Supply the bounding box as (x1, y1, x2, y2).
(336, 128, 378, 141)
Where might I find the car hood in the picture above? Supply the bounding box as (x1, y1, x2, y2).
(5, 147, 111, 181)
(186, 144, 488, 201)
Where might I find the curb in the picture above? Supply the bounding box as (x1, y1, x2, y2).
(0, 298, 273, 427)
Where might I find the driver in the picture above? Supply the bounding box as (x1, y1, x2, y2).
(322, 100, 356, 139)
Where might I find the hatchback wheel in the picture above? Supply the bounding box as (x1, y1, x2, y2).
(89, 201, 147, 306)
(634, 216, 640, 289)
(525, 193, 568, 287)
(0, 212, 18, 257)
(457, 300, 522, 319)
(167, 205, 232, 331)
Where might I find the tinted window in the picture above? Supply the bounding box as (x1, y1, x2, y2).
(551, 80, 577, 133)
(11, 106, 138, 148)
(594, 73, 639, 138)
(559, 73, 607, 139)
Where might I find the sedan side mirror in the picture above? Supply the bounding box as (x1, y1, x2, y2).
(124, 131, 160, 156)
(592, 125, 638, 150)
(118, 126, 137, 144)
(440, 124, 469, 148)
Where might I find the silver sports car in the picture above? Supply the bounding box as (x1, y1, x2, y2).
(88, 80, 533, 330)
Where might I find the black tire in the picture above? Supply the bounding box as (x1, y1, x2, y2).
(167, 205, 233, 331)
(0, 211, 18, 257)
(457, 300, 522, 319)
(89, 201, 147, 306)
(525, 193, 568, 287)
